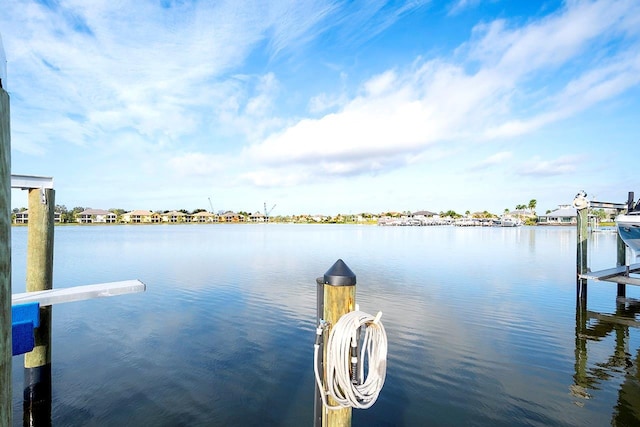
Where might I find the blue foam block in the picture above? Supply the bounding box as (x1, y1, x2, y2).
(12, 302, 40, 356)
(12, 302, 40, 327)
(12, 321, 35, 356)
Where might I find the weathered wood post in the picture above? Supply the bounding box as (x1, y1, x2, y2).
(23, 186, 55, 426)
(617, 192, 634, 298)
(317, 259, 356, 427)
(574, 192, 588, 302)
(0, 58, 13, 427)
(314, 276, 325, 427)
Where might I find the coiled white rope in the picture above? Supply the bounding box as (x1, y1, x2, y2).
(314, 310, 387, 410)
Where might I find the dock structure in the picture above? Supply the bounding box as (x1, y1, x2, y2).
(571, 191, 640, 417)
(8, 174, 146, 425)
(1, 51, 145, 424)
(575, 191, 638, 302)
(580, 264, 640, 287)
(12, 280, 145, 307)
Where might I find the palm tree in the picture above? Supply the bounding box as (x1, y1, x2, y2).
(528, 199, 537, 213)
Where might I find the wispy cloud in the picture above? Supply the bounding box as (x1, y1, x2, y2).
(469, 151, 512, 171)
(241, 0, 640, 186)
(2, 0, 639, 212)
(3, 1, 346, 153)
(518, 155, 583, 177)
(448, 0, 483, 16)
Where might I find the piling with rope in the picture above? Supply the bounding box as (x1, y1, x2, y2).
(314, 259, 387, 427)
(316, 259, 356, 427)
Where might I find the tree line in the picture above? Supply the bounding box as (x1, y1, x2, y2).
(12, 199, 540, 224)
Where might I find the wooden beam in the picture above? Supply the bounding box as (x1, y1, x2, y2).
(581, 263, 640, 281)
(10, 174, 53, 190)
(12, 280, 146, 307)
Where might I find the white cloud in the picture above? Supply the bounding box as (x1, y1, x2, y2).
(518, 155, 583, 177)
(308, 92, 348, 114)
(469, 151, 513, 171)
(2, 0, 340, 154)
(241, 0, 640, 186)
(3, 0, 640, 213)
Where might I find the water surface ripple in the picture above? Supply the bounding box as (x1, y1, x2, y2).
(9, 224, 640, 426)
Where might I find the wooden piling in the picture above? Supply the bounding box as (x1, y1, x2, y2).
(0, 78, 12, 427)
(320, 260, 356, 427)
(617, 192, 634, 298)
(576, 204, 588, 300)
(617, 235, 626, 298)
(24, 187, 55, 425)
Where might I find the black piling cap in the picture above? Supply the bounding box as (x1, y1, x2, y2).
(324, 259, 356, 286)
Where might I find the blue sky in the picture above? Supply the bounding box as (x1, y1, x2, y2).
(1, 0, 639, 215)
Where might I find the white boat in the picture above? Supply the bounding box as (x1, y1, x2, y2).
(616, 210, 640, 255)
(501, 216, 522, 227)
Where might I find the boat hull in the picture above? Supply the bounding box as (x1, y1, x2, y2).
(616, 214, 640, 254)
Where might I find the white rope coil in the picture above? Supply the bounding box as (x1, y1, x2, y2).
(314, 310, 387, 410)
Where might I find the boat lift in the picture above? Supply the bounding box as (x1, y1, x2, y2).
(9, 174, 146, 355)
(577, 193, 639, 289)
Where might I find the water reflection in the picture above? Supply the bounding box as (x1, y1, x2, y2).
(573, 297, 640, 424)
(23, 364, 51, 427)
(10, 225, 639, 425)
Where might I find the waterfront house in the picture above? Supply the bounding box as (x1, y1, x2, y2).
(121, 210, 160, 224)
(14, 210, 28, 224)
(161, 211, 190, 223)
(412, 210, 437, 218)
(537, 205, 577, 225)
(13, 209, 62, 224)
(191, 211, 217, 223)
(412, 210, 437, 225)
(249, 211, 266, 222)
(77, 208, 117, 224)
(220, 211, 245, 223)
(310, 214, 328, 223)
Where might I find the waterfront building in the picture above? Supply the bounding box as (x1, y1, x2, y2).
(537, 205, 577, 225)
(77, 208, 117, 224)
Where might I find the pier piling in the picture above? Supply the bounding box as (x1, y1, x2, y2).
(575, 192, 588, 301)
(1, 73, 12, 427)
(618, 192, 634, 298)
(23, 187, 55, 425)
(315, 259, 356, 427)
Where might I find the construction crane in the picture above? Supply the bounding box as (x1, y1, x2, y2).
(264, 202, 276, 222)
(208, 197, 214, 213)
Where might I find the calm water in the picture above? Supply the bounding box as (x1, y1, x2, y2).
(9, 224, 640, 426)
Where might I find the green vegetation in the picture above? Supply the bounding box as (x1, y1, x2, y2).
(9, 196, 617, 227)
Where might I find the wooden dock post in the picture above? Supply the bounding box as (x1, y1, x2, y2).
(617, 234, 627, 299)
(23, 186, 55, 425)
(317, 259, 356, 427)
(617, 192, 634, 298)
(575, 192, 588, 301)
(0, 72, 12, 427)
